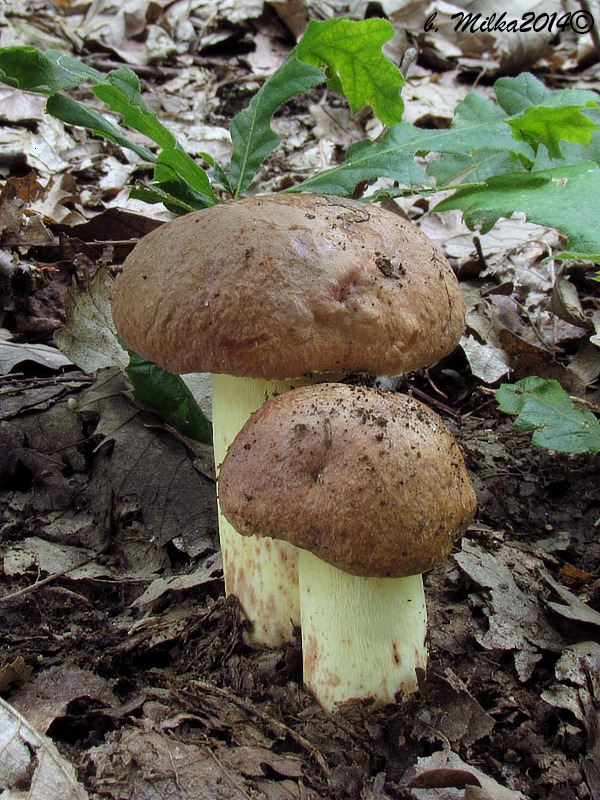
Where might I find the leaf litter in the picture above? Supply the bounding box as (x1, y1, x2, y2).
(1, 0, 600, 798)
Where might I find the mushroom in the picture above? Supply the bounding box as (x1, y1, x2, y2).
(110, 193, 467, 647)
(218, 382, 476, 710)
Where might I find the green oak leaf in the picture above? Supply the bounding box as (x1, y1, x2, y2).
(46, 93, 156, 163)
(436, 161, 600, 255)
(494, 71, 599, 116)
(92, 67, 176, 150)
(0, 46, 101, 93)
(294, 18, 404, 126)
(228, 54, 325, 196)
(293, 123, 429, 194)
(507, 105, 597, 159)
(296, 93, 531, 195)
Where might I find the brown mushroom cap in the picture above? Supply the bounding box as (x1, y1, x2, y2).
(218, 383, 476, 577)
(111, 193, 466, 380)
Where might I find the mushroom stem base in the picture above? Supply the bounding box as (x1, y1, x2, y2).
(299, 550, 427, 711)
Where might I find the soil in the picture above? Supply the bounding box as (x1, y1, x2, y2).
(1, 359, 599, 800)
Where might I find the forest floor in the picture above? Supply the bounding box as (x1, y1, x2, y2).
(2, 1, 600, 798)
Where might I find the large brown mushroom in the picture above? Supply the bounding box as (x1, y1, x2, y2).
(111, 193, 467, 646)
(218, 382, 477, 710)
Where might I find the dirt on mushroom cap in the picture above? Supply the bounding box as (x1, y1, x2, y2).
(111, 193, 466, 380)
(218, 383, 477, 577)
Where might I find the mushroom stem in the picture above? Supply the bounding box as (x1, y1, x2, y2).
(298, 549, 427, 711)
(212, 373, 307, 646)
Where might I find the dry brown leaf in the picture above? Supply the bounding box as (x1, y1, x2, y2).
(75, 369, 218, 561)
(3, 536, 113, 581)
(550, 275, 592, 331)
(220, 745, 304, 779)
(0, 87, 47, 123)
(460, 334, 511, 384)
(0, 338, 73, 375)
(9, 665, 118, 734)
(414, 668, 495, 750)
(544, 572, 600, 629)
(404, 748, 528, 799)
(130, 553, 222, 607)
(455, 540, 563, 680)
(54, 267, 128, 373)
(0, 697, 88, 799)
(89, 726, 250, 799)
(0, 656, 33, 694)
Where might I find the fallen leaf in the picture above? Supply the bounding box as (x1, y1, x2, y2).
(54, 267, 128, 373)
(542, 640, 600, 797)
(3, 536, 113, 580)
(0, 656, 33, 693)
(414, 668, 495, 750)
(131, 553, 223, 607)
(0, 696, 88, 799)
(76, 369, 218, 560)
(0, 375, 90, 422)
(89, 726, 249, 799)
(403, 748, 528, 799)
(455, 540, 564, 680)
(544, 572, 600, 629)
(460, 334, 511, 383)
(550, 275, 592, 332)
(0, 338, 73, 375)
(0, 86, 47, 124)
(220, 745, 304, 779)
(10, 665, 118, 734)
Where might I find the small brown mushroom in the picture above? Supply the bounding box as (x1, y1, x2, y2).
(218, 382, 476, 710)
(111, 193, 467, 647)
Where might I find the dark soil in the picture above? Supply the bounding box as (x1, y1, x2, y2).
(1, 359, 599, 799)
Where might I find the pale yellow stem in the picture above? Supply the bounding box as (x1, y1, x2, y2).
(212, 373, 319, 646)
(299, 549, 427, 710)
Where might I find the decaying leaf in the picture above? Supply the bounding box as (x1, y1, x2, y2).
(0, 337, 72, 375)
(3, 536, 113, 581)
(455, 540, 563, 680)
(404, 747, 528, 799)
(88, 725, 277, 800)
(9, 665, 118, 734)
(542, 641, 600, 795)
(0, 696, 88, 799)
(0, 656, 32, 693)
(544, 571, 600, 628)
(550, 274, 593, 332)
(131, 553, 222, 607)
(55, 267, 128, 373)
(75, 369, 218, 561)
(460, 334, 511, 384)
(414, 668, 495, 750)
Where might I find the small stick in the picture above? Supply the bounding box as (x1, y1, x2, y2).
(0, 557, 94, 604)
(579, 0, 600, 55)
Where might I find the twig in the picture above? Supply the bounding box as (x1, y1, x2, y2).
(570, 394, 600, 415)
(407, 384, 458, 419)
(206, 748, 254, 800)
(579, 0, 600, 56)
(183, 679, 331, 779)
(0, 557, 95, 603)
